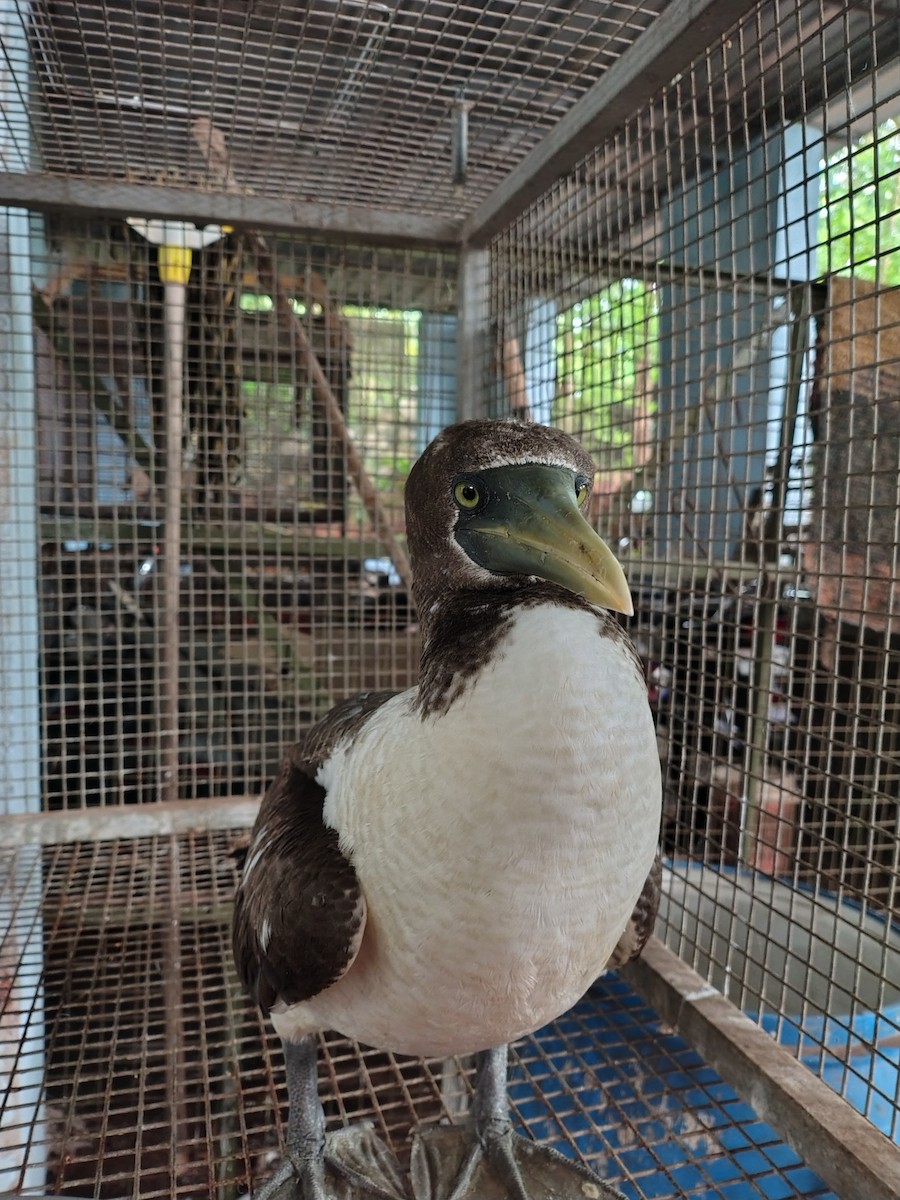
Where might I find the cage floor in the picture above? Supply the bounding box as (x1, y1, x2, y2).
(1, 831, 838, 1200)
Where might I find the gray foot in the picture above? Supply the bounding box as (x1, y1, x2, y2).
(410, 1123, 626, 1200)
(250, 1123, 409, 1200)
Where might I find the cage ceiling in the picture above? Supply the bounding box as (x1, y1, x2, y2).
(4, 0, 895, 246)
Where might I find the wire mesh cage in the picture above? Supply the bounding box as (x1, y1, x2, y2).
(487, 0, 900, 1156)
(3, 0, 900, 1198)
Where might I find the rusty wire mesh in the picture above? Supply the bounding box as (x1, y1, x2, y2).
(0, 831, 838, 1200)
(6, 0, 667, 220)
(31, 221, 452, 809)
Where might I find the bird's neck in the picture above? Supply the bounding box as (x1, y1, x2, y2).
(414, 582, 592, 718)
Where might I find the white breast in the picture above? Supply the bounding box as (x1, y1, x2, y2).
(271, 604, 661, 1058)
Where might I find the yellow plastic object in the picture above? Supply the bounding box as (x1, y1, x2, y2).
(157, 244, 193, 286)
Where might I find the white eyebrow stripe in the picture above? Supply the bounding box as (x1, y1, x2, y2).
(476, 453, 579, 470)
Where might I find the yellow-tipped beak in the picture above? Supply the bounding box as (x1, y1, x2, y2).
(454, 464, 633, 616)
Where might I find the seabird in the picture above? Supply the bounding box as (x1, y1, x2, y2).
(234, 419, 662, 1200)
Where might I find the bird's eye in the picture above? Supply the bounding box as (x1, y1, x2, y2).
(454, 480, 482, 509)
(575, 475, 591, 506)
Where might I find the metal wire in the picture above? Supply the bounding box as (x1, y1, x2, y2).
(32, 226, 448, 809)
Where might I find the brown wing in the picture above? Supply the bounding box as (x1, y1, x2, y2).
(604, 852, 662, 971)
(232, 691, 396, 1012)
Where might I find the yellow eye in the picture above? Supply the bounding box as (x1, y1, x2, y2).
(454, 480, 481, 509)
(575, 475, 591, 506)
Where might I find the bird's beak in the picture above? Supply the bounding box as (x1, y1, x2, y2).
(455, 464, 634, 616)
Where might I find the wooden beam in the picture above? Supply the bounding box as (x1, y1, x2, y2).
(4, 795, 262, 846)
(625, 938, 900, 1200)
(462, 0, 762, 246)
(0, 171, 462, 248)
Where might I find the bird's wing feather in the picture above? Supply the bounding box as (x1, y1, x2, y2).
(605, 852, 662, 970)
(232, 691, 396, 1011)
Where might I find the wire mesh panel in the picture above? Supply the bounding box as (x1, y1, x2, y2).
(485, 0, 900, 1156)
(31, 217, 454, 810)
(5, 0, 668, 222)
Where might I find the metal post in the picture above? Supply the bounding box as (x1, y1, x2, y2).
(161, 274, 186, 805)
(159, 257, 189, 1172)
(456, 247, 490, 421)
(742, 123, 822, 867)
(741, 284, 812, 865)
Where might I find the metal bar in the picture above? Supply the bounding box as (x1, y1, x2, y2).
(0, 171, 463, 248)
(741, 284, 812, 864)
(165, 836, 190, 1183)
(462, 0, 762, 246)
(456, 248, 490, 420)
(144, 246, 194, 1164)
(0, 209, 45, 1191)
(625, 938, 900, 1200)
(37, 517, 377, 554)
(160, 277, 186, 803)
(0, 2, 45, 1180)
(38, 895, 233, 931)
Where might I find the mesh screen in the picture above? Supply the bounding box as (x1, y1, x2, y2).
(5, 0, 666, 220)
(31, 220, 452, 809)
(0, 832, 838, 1200)
(487, 0, 900, 1152)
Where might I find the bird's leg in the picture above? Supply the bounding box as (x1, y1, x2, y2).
(470, 1045, 528, 1200)
(250, 1036, 408, 1200)
(283, 1037, 330, 1196)
(248, 1036, 329, 1200)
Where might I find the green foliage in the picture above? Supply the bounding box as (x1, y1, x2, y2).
(238, 306, 422, 519)
(819, 118, 900, 284)
(340, 308, 423, 527)
(555, 279, 659, 474)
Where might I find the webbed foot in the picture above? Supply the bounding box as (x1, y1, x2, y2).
(249, 1123, 409, 1200)
(410, 1123, 624, 1200)
(247, 1037, 409, 1200)
(409, 1044, 625, 1200)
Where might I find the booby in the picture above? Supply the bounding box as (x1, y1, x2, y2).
(233, 419, 662, 1200)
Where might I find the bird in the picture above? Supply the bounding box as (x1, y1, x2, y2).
(233, 418, 662, 1200)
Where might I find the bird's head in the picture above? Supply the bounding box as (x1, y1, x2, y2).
(404, 419, 633, 616)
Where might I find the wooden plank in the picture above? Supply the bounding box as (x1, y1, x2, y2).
(462, 0, 761, 246)
(4, 795, 262, 847)
(625, 937, 900, 1200)
(38, 516, 388, 559)
(0, 171, 462, 248)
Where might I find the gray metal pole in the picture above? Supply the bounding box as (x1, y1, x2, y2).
(456, 248, 490, 421)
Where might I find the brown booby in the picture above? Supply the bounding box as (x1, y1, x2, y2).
(233, 419, 662, 1200)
